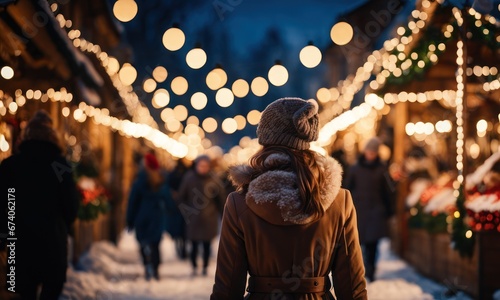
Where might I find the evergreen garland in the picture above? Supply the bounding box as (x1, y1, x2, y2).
(451, 185, 475, 257)
(408, 203, 449, 233)
(379, 2, 499, 91)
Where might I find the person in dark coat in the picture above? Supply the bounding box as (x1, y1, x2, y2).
(177, 155, 225, 276)
(345, 137, 394, 282)
(0, 110, 79, 300)
(126, 152, 171, 280)
(211, 98, 367, 299)
(166, 159, 189, 260)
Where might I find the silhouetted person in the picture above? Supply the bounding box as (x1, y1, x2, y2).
(177, 155, 225, 276)
(0, 111, 79, 299)
(346, 137, 394, 282)
(166, 159, 189, 260)
(127, 152, 171, 280)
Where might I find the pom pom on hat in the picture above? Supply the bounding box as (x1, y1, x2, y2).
(257, 97, 319, 150)
(145, 153, 159, 170)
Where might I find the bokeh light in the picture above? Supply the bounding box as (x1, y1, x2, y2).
(113, 0, 138, 22)
(299, 44, 322, 68)
(330, 21, 354, 45)
(1, 66, 14, 80)
(216, 88, 234, 107)
(118, 63, 137, 85)
(107, 57, 120, 75)
(247, 110, 262, 125)
(316, 88, 331, 103)
(202, 117, 218, 133)
(232, 79, 250, 98)
(186, 47, 207, 69)
(166, 119, 181, 132)
(251, 77, 269, 97)
(152, 89, 170, 108)
(162, 27, 185, 51)
(268, 63, 288, 86)
(171, 76, 188, 95)
(234, 115, 247, 130)
(222, 118, 237, 134)
(206, 67, 227, 90)
(173, 105, 188, 121)
(160, 107, 174, 122)
(190, 92, 208, 110)
(143, 78, 157, 93)
(152, 66, 168, 82)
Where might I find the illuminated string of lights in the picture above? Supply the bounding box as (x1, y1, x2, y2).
(405, 120, 453, 136)
(54, 13, 157, 127)
(483, 76, 500, 91)
(0, 87, 189, 158)
(381, 90, 457, 106)
(317, 0, 437, 128)
(454, 8, 465, 187)
(317, 103, 376, 146)
(0, 88, 73, 116)
(318, 1, 500, 148)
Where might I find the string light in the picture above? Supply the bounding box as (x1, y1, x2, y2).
(215, 87, 234, 107)
(206, 67, 228, 90)
(190, 92, 208, 110)
(232, 79, 250, 98)
(234, 115, 247, 130)
(268, 62, 289, 87)
(0, 134, 9, 152)
(118, 63, 137, 86)
(173, 105, 188, 122)
(112, 0, 138, 22)
(1, 87, 189, 158)
(250, 77, 269, 97)
(221, 118, 238, 134)
(316, 88, 331, 103)
(318, 1, 437, 126)
(483, 76, 500, 91)
(186, 47, 207, 69)
(162, 27, 185, 51)
(171, 76, 188, 95)
(143, 78, 157, 93)
(330, 21, 354, 45)
(202, 117, 218, 133)
(299, 43, 322, 68)
(246, 110, 262, 125)
(152, 89, 170, 108)
(152, 66, 168, 83)
(1, 66, 14, 80)
(405, 120, 453, 136)
(455, 8, 465, 185)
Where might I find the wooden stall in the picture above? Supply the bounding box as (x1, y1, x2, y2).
(0, 0, 140, 265)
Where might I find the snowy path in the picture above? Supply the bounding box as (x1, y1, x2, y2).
(61, 232, 473, 300)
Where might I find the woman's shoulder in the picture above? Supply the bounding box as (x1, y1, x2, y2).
(327, 188, 355, 213)
(225, 191, 249, 215)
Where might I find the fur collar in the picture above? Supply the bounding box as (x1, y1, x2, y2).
(229, 153, 343, 225)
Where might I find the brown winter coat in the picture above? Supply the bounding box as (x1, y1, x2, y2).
(176, 170, 226, 241)
(211, 153, 367, 300)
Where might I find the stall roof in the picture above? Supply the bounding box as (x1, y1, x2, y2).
(374, 1, 500, 99)
(0, 0, 108, 106)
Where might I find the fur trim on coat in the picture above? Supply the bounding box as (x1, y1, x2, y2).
(229, 153, 343, 225)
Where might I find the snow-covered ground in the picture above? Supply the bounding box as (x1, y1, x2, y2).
(60, 232, 476, 299)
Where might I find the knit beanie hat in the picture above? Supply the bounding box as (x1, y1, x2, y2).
(257, 97, 319, 150)
(24, 110, 61, 150)
(364, 137, 381, 152)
